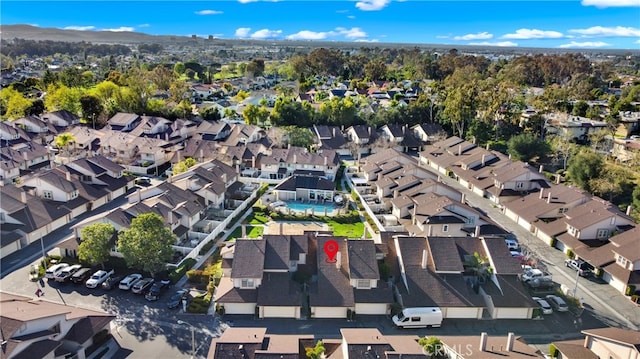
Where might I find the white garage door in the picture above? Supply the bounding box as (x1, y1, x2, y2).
(355, 303, 388, 315)
(517, 217, 531, 231)
(313, 307, 347, 318)
(444, 307, 480, 319)
(495, 307, 530, 319)
(224, 303, 255, 315)
(262, 306, 298, 318)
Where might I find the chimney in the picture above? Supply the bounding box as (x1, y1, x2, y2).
(241, 224, 246, 237)
(474, 226, 481, 237)
(626, 205, 632, 216)
(421, 249, 428, 269)
(293, 154, 297, 164)
(336, 251, 341, 269)
(222, 172, 227, 183)
(547, 192, 552, 204)
(324, 156, 328, 166)
(20, 189, 27, 203)
(65, 171, 71, 182)
(168, 211, 173, 224)
(539, 164, 544, 173)
(458, 144, 462, 156)
(137, 188, 142, 203)
(460, 193, 466, 204)
(23, 150, 28, 161)
(481, 154, 486, 166)
(485, 143, 490, 150)
(479, 332, 488, 352)
(333, 127, 336, 137)
(539, 189, 544, 199)
(252, 156, 256, 168)
(427, 225, 433, 236)
(165, 132, 169, 141)
(508, 154, 512, 160)
(556, 174, 561, 184)
(368, 127, 372, 137)
(393, 190, 399, 199)
(200, 149, 204, 161)
(506, 332, 515, 352)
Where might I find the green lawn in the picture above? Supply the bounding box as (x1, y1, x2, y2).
(327, 221, 365, 238)
(228, 225, 264, 239)
(245, 212, 270, 224)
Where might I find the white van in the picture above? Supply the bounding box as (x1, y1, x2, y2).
(392, 307, 443, 328)
(45, 263, 69, 280)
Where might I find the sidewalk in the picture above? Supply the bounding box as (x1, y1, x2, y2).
(435, 173, 640, 330)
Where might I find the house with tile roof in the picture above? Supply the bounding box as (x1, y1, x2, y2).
(254, 147, 340, 181)
(207, 327, 427, 359)
(40, 110, 80, 128)
(0, 142, 52, 184)
(0, 292, 116, 359)
(411, 123, 446, 144)
(13, 115, 59, 144)
(312, 125, 350, 156)
(553, 327, 640, 359)
(106, 112, 141, 132)
(439, 332, 543, 358)
(344, 125, 378, 154)
(216, 233, 393, 319)
(379, 123, 423, 152)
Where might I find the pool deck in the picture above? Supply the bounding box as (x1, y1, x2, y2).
(263, 222, 329, 235)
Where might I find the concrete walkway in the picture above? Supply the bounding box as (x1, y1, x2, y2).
(432, 170, 640, 330)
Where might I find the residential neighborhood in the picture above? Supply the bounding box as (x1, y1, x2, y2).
(2, 19, 640, 359)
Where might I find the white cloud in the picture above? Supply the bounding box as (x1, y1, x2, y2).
(569, 26, 640, 37)
(502, 28, 564, 39)
(636, 39, 640, 44)
(64, 25, 95, 31)
(355, 0, 390, 11)
(468, 41, 518, 47)
(195, 10, 223, 15)
(558, 41, 611, 48)
(103, 27, 135, 32)
(235, 27, 251, 38)
(138, 23, 150, 28)
(453, 32, 493, 41)
(287, 30, 334, 40)
(581, 0, 640, 8)
(336, 27, 367, 38)
(355, 38, 379, 42)
(250, 29, 282, 39)
(336, 9, 349, 13)
(348, 15, 356, 19)
(238, 0, 258, 3)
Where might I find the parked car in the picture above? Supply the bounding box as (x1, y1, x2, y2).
(54, 264, 82, 283)
(564, 259, 592, 276)
(86, 269, 114, 289)
(119, 274, 143, 290)
(546, 295, 569, 312)
(505, 239, 519, 251)
(167, 290, 191, 309)
(102, 275, 124, 290)
(70, 268, 92, 284)
(45, 263, 69, 280)
(532, 296, 553, 315)
(131, 277, 154, 294)
(522, 268, 552, 283)
(145, 280, 171, 301)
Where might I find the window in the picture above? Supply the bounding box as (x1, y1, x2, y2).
(442, 225, 449, 232)
(411, 317, 420, 322)
(43, 191, 53, 199)
(596, 229, 609, 239)
(516, 182, 524, 189)
(617, 255, 627, 266)
(568, 226, 576, 236)
(356, 280, 370, 289)
(558, 208, 568, 214)
(241, 279, 254, 288)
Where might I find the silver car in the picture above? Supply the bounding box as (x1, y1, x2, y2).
(545, 295, 569, 312)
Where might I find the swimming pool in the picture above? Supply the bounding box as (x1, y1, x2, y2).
(285, 201, 336, 215)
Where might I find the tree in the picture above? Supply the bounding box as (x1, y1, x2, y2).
(174, 62, 186, 75)
(55, 132, 76, 158)
(418, 337, 446, 358)
(364, 59, 387, 81)
(507, 133, 550, 163)
(80, 94, 103, 129)
(200, 106, 222, 122)
(0, 87, 31, 119)
(284, 126, 314, 148)
(117, 213, 177, 277)
(173, 157, 197, 174)
(465, 251, 493, 285)
(567, 151, 603, 192)
(305, 340, 325, 359)
(588, 164, 634, 202)
(572, 100, 589, 117)
(78, 223, 114, 269)
(26, 98, 45, 116)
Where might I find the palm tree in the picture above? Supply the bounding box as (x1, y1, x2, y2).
(55, 132, 76, 162)
(465, 252, 493, 285)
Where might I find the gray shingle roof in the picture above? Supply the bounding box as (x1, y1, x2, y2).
(264, 235, 291, 271)
(273, 175, 335, 191)
(231, 239, 266, 278)
(347, 240, 379, 280)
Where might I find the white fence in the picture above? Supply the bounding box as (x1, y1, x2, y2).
(345, 175, 385, 232)
(176, 187, 260, 266)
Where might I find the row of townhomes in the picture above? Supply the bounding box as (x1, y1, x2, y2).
(206, 326, 640, 359)
(0, 292, 115, 359)
(419, 136, 639, 295)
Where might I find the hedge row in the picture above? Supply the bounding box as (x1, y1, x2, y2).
(187, 294, 211, 313)
(168, 258, 197, 284)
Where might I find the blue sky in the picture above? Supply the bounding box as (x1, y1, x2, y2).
(2, 0, 640, 49)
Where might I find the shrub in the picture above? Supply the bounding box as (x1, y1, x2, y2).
(187, 294, 211, 313)
(631, 295, 640, 304)
(565, 248, 574, 259)
(625, 285, 636, 296)
(532, 308, 542, 318)
(549, 237, 557, 248)
(186, 269, 209, 283)
(379, 262, 390, 281)
(169, 257, 196, 283)
(199, 240, 216, 256)
(549, 344, 558, 358)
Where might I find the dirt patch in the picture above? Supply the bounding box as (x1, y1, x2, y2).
(263, 222, 328, 235)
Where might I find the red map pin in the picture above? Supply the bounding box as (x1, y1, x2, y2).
(324, 240, 339, 263)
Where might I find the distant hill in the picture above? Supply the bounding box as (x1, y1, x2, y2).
(2, 24, 638, 56)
